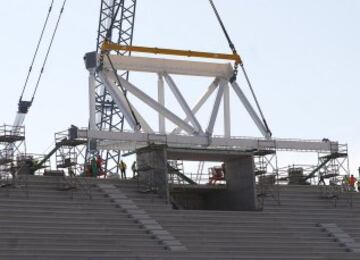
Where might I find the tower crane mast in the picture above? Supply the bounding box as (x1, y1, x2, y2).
(94, 0, 137, 176)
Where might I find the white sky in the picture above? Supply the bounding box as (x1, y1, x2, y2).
(0, 0, 359, 175)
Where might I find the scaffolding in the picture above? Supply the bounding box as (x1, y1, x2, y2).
(0, 125, 26, 178)
(55, 130, 87, 176)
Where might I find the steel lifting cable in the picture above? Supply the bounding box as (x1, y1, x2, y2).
(208, 0, 272, 136)
(31, 0, 67, 103)
(19, 0, 54, 102)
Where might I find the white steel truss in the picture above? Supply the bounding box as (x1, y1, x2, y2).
(84, 54, 341, 154)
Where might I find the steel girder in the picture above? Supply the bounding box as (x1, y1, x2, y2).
(94, 0, 137, 176)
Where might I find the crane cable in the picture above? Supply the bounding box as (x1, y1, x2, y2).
(31, 0, 68, 103)
(208, 0, 272, 136)
(99, 2, 141, 130)
(19, 0, 54, 102)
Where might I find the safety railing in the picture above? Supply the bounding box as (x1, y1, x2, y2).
(0, 125, 25, 139)
(318, 177, 354, 208)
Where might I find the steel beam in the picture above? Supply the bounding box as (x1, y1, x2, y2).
(98, 71, 137, 129)
(224, 83, 231, 138)
(158, 74, 165, 134)
(75, 128, 339, 153)
(103, 55, 234, 78)
(89, 71, 97, 132)
(206, 81, 225, 136)
(172, 78, 220, 134)
(111, 74, 198, 135)
(231, 81, 270, 138)
(164, 73, 203, 134)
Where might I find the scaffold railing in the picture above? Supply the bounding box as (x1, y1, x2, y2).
(0, 125, 25, 142)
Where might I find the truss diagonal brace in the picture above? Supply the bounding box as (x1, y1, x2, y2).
(231, 81, 271, 138)
(172, 78, 220, 134)
(206, 81, 226, 136)
(109, 73, 197, 135)
(98, 71, 137, 130)
(163, 73, 203, 135)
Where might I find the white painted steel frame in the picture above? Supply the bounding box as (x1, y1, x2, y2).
(107, 72, 197, 134)
(87, 55, 336, 153)
(77, 129, 339, 153)
(163, 73, 203, 134)
(102, 55, 234, 78)
(158, 74, 165, 134)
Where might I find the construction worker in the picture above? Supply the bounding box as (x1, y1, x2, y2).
(119, 160, 127, 179)
(349, 174, 357, 192)
(318, 171, 326, 186)
(96, 155, 104, 176)
(343, 175, 350, 191)
(91, 157, 98, 177)
(131, 161, 137, 178)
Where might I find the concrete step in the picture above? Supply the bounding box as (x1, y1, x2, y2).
(0, 197, 113, 206)
(166, 227, 326, 236)
(0, 208, 124, 218)
(0, 219, 138, 228)
(0, 203, 118, 212)
(0, 237, 159, 246)
(183, 244, 345, 252)
(150, 212, 360, 224)
(0, 249, 332, 258)
(0, 189, 106, 197)
(0, 231, 154, 240)
(0, 243, 165, 251)
(0, 228, 149, 237)
(175, 234, 335, 242)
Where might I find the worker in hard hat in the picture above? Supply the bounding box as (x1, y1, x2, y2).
(119, 160, 127, 179)
(349, 174, 357, 192)
(96, 155, 104, 177)
(343, 175, 350, 192)
(131, 161, 137, 178)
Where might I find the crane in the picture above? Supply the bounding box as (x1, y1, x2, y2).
(0, 0, 67, 176)
(92, 0, 137, 176)
(15, 0, 66, 129)
(93, 0, 271, 177)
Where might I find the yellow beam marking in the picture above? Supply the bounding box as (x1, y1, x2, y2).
(101, 41, 242, 64)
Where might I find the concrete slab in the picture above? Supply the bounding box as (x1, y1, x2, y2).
(119, 204, 139, 210)
(156, 235, 176, 241)
(162, 240, 182, 246)
(166, 245, 187, 251)
(125, 209, 146, 215)
(108, 194, 128, 199)
(149, 230, 171, 236)
(143, 224, 163, 230)
(137, 219, 159, 226)
(129, 214, 151, 219)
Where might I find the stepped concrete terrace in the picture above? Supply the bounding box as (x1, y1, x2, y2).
(0, 175, 359, 259)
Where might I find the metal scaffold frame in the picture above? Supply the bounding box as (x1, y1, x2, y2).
(93, 0, 137, 177)
(0, 125, 26, 178)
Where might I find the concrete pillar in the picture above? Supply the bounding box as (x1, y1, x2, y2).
(136, 145, 169, 200)
(225, 155, 257, 210)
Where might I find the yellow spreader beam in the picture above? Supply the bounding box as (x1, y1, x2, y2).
(101, 41, 242, 64)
